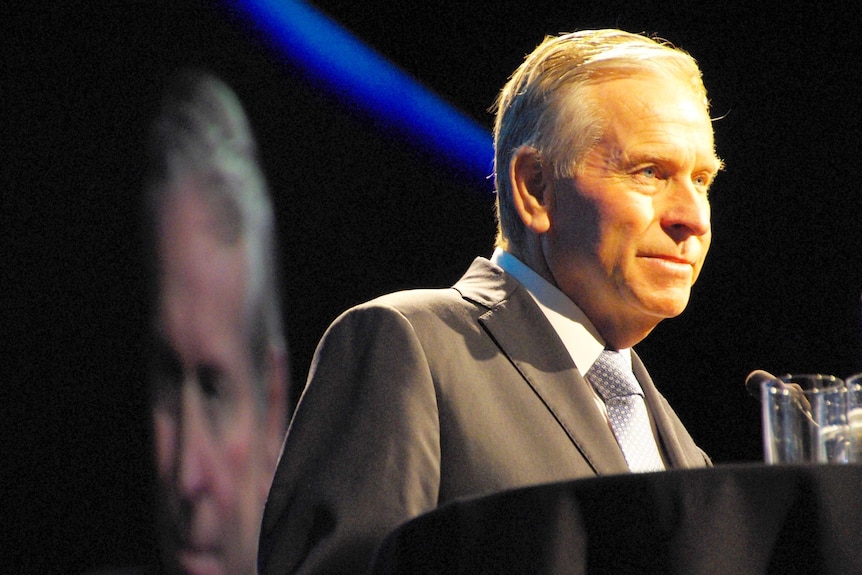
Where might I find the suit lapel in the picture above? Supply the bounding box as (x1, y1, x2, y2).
(455, 258, 629, 476)
(631, 352, 691, 468)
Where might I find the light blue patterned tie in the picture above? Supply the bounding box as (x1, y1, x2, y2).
(587, 350, 665, 473)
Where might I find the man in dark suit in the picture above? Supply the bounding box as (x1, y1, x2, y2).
(259, 29, 722, 575)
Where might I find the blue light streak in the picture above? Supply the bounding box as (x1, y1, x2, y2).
(223, 0, 495, 193)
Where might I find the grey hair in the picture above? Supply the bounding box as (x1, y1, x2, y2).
(145, 69, 285, 404)
(492, 29, 710, 250)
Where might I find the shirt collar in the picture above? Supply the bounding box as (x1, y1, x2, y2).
(490, 248, 631, 376)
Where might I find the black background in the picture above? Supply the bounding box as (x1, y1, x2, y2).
(6, 1, 862, 572)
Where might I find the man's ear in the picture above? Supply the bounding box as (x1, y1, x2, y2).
(510, 146, 552, 234)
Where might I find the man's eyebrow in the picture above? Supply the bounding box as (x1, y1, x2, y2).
(612, 150, 672, 169)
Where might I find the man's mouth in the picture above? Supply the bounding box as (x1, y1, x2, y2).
(638, 254, 696, 277)
(177, 545, 222, 575)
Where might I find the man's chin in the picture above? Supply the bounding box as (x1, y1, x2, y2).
(643, 288, 692, 319)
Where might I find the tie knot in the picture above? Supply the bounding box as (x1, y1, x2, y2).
(587, 350, 644, 400)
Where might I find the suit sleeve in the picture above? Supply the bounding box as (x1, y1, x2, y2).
(259, 303, 441, 575)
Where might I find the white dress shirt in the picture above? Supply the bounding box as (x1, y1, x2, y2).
(490, 248, 633, 375)
(491, 248, 665, 457)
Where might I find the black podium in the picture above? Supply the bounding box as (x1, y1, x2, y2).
(368, 464, 862, 574)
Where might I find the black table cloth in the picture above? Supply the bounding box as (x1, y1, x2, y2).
(369, 464, 862, 574)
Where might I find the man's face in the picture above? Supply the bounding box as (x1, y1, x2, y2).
(544, 74, 721, 342)
(152, 184, 273, 575)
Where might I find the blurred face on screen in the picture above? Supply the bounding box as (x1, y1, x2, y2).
(151, 183, 276, 575)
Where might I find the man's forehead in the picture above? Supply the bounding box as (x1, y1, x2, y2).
(159, 177, 242, 245)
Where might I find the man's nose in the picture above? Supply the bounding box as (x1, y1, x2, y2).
(661, 178, 711, 240)
(177, 386, 214, 499)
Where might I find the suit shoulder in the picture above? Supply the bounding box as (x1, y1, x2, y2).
(343, 287, 478, 320)
(320, 288, 485, 353)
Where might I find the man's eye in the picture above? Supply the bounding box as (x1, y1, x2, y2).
(198, 365, 223, 399)
(640, 166, 658, 179)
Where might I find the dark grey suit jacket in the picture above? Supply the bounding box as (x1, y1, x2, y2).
(259, 257, 710, 575)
